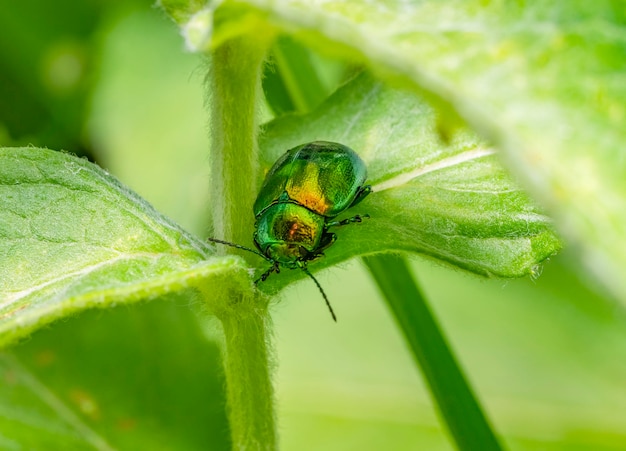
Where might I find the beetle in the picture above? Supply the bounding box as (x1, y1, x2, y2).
(208, 141, 371, 321)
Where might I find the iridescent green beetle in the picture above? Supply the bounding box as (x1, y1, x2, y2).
(209, 141, 371, 321)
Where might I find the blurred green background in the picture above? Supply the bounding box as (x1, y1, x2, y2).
(1, 1, 626, 449)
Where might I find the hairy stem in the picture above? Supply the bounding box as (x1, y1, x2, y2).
(210, 36, 266, 247)
(208, 34, 276, 450)
(218, 294, 276, 450)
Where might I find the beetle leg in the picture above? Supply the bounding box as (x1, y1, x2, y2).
(316, 232, 336, 255)
(327, 214, 370, 228)
(255, 262, 280, 284)
(348, 185, 372, 208)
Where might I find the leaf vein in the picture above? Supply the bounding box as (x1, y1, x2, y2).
(372, 147, 495, 192)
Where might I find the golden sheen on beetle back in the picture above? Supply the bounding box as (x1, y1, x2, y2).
(208, 141, 372, 321)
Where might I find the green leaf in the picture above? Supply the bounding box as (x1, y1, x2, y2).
(157, 0, 208, 25)
(259, 73, 560, 291)
(186, 0, 626, 305)
(1, 300, 230, 450)
(0, 147, 250, 347)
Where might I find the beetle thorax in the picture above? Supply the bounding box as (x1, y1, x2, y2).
(254, 202, 326, 264)
(265, 243, 310, 265)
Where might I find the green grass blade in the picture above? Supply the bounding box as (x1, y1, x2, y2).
(363, 253, 503, 451)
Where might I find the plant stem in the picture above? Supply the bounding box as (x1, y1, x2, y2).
(363, 254, 503, 451)
(218, 296, 276, 450)
(210, 36, 266, 247)
(209, 34, 276, 450)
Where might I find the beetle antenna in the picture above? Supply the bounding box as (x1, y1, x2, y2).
(301, 266, 337, 322)
(206, 237, 272, 262)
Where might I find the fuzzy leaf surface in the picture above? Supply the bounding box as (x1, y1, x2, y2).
(258, 74, 560, 292)
(0, 301, 230, 450)
(0, 147, 248, 347)
(173, 0, 625, 303)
